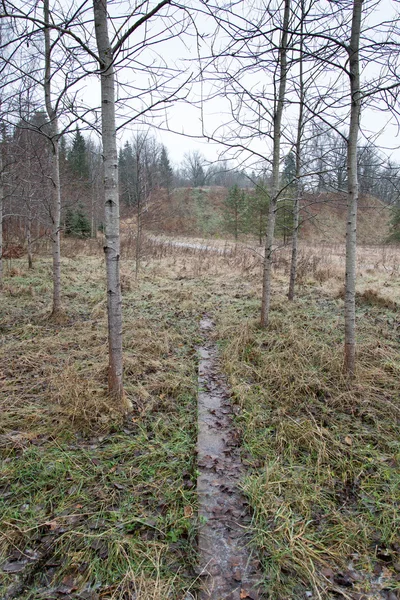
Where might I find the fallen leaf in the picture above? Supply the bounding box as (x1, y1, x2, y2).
(45, 520, 59, 530)
(2, 561, 26, 573)
(184, 505, 193, 518)
(56, 574, 78, 594)
(344, 436, 352, 446)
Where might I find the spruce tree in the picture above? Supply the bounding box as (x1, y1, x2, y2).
(246, 184, 269, 245)
(159, 145, 174, 197)
(68, 126, 89, 179)
(223, 185, 247, 240)
(118, 142, 134, 204)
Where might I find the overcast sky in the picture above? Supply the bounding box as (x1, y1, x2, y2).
(70, 0, 400, 168)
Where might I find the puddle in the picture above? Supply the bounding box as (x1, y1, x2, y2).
(196, 316, 264, 599)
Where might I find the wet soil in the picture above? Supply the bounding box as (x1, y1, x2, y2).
(197, 316, 264, 600)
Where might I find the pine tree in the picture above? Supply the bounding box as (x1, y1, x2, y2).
(276, 152, 295, 244)
(64, 204, 91, 237)
(118, 142, 134, 204)
(223, 185, 247, 240)
(159, 145, 174, 197)
(68, 126, 89, 179)
(246, 184, 269, 245)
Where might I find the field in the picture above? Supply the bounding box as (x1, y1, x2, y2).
(0, 234, 399, 599)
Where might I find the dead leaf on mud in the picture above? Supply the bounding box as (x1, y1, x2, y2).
(2, 561, 26, 573)
(56, 574, 79, 594)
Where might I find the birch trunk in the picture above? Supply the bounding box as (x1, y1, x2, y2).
(93, 0, 124, 402)
(288, 0, 304, 301)
(0, 144, 3, 289)
(44, 0, 62, 316)
(344, 0, 362, 377)
(261, 0, 290, 327)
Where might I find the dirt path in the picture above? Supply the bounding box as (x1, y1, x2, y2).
(196, 316, 264, 600)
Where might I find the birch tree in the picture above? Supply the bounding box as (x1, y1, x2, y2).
(43, 0, 62, 315)
(260, 0, 291, 326)
(344, 0, 362, 376)
(1, 0, 189, 403)
(93, 0, 123, 398)
(0, 132, 3, 288)
(288, 0, 305, 301)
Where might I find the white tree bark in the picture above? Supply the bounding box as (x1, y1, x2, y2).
(0, 140, 3, 289)
(93, 0, 124, 402)
(288, 0, 304, 302)
(44, 0, 62, 315)
(344, 0, 363, 377)
(261, 0, 290, 327)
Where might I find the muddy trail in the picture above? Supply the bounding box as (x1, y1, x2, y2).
(196, 316, 265, 600)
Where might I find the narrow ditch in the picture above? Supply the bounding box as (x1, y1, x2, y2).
(196, 315, 264, 600)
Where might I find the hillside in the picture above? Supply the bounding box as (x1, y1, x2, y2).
(129, 187, 392, 245)
(300, 192, 391, 245)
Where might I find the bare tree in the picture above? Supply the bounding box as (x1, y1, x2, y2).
(288, 0, 305, 302)
(344, 0, 362, 377)
(43, 0, 62, 315)
(261, 0, 291, 326)
(0, 130, 3, 288)
(183, 150, 209, 187)
(1, 0, 190, 403)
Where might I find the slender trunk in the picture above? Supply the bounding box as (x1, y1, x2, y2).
(0, 144, 3, 289)
(261, 0, 290, 327)
(27, 155, 33, 269)
(235, 204, 238, 240)
(288, 0, 304, 301)
(344, 0, 362, 377)
(27, 215, 33, 269)
(135, 155, 141, 279)
(27, 227, 33, 269)
(135, 202, 141, 280)
(44, 0, 62, 315)
(50, 137, 61, 312)
(93, 0, 124, 402)
(91, 182, 96, 238)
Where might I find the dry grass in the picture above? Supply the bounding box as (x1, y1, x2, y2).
(0, 235, 399, 599)
(0, 248, 203, 599)
(213, 251, 400, 599)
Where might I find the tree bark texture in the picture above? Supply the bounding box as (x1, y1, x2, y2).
(93, 0, 124, 401)
(261, 0, 291, 326)
(344, 0, 362, 377)
(0, 142, 3, 289)
(288, 0, 304, 301)
(44, 0, 62, 315)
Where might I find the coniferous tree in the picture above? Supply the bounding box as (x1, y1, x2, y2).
(223, 184, 247, 240)
(246, 184, 269, 245)
(277, 152, 295, 244)
(159, 145, 174, 197)
(68, 126, 89, 180)
(118, 142, 135, 205)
